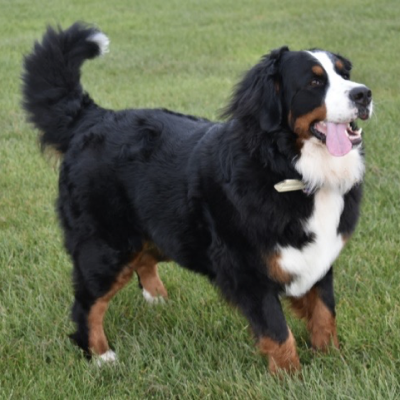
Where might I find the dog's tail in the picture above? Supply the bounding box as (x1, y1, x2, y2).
(22, 23, 109, 153)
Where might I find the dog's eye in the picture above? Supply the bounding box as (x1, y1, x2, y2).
(310, 78, 324, 87)
(342, 73, 350, 80)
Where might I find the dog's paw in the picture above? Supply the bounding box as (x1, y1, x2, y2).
(95, 350, 117, 367)
(142, 289, 166, 305)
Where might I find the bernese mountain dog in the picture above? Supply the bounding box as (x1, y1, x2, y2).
(22, 23, 373, 374)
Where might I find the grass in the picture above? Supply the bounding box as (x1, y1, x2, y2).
(1, 0, 399, 398)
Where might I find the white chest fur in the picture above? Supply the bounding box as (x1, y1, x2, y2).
(280, 187, 345, 297)
(295, 137, 365, 194)
(278, 137, 365, 297)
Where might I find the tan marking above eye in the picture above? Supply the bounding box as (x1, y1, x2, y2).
(335, 60, 344, 70)
(312, 65, 324, 76)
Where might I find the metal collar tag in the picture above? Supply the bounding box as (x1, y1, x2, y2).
(274, 179, 306, 193)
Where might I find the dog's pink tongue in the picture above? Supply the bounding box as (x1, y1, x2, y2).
(326, 122, 352, 156)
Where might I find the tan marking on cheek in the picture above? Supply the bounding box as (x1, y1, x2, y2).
(265, 252, 293, 284)
(259, 330, 301, 374)
(293, 104, 327, 148)
(289, 287, 339, 351)
(312, 65, 324, 76)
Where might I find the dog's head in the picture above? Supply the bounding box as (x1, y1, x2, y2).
(224, 47, 373, 158)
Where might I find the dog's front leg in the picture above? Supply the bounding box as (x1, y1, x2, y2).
(257, 292, 300, 374)
(230, 287, 301, 375)
(289, 267, 339, 351)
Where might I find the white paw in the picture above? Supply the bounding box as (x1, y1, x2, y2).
(142, 289, 166, 305)
(95, 350, 117, 367)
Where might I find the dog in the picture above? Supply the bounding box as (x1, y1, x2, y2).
(22, 23, 373, 374)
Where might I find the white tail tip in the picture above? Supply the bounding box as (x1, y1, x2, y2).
(88, 32, 110, 55)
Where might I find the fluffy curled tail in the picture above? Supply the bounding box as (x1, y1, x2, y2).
(22, 23, 109, 153)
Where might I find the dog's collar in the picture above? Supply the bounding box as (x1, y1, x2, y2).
(274, 179, 306, 193)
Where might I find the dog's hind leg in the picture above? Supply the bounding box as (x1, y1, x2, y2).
(134, 248, 168, 304)
(70, 239, 135, 364)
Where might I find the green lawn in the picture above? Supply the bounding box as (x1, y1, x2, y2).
(1, 0, 399, 398)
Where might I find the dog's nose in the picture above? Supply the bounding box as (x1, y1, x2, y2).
(349, 86, 372, 107)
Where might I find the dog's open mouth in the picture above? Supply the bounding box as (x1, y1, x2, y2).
(310, 121, 362, 157)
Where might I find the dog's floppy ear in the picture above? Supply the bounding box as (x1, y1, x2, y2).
(222, 46, 289, 132)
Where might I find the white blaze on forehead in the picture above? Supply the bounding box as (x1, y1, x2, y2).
(307, 51, 361, 123)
